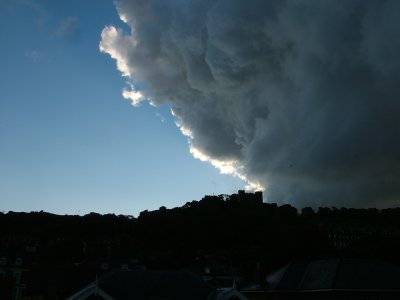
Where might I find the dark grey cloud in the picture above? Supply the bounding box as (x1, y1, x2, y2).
(100, 0, 400, 208)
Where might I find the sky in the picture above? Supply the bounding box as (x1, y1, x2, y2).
(1, 0, 400, 214)
(0, 0, 245, 216)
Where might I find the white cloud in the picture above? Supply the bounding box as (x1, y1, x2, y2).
(121, 83, 144, 106)
(100, 26, 136, 77)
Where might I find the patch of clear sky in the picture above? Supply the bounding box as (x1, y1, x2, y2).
(0, 0, 245, 216)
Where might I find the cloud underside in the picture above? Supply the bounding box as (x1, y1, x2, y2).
(100, 0, 400, 208)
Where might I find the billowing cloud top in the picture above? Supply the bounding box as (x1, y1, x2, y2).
(100, 0, 400, 208)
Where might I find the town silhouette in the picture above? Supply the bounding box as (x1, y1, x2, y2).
(1, 191, 400, 299)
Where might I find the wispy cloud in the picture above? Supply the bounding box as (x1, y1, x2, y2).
(14, 0, 52, 27)
(25, 50, 55, 63)
(55, 17, 80, 41)
(155, 112, 165, 123)
(25, 50, 42, 62)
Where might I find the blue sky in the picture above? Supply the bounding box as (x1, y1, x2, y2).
(0, 0, 245, 215)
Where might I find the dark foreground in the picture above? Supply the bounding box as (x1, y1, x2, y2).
(1, 191, 400, 299)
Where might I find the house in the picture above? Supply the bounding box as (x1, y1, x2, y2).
(213, 287, 249, 300)
(0, 255, 29, 300)
(67, 269, 251, 300)
(66, 269, 214, 300)
(242, 258, 400, 300)
(187, 253, 244, 288)
(95, 258, 145, 274)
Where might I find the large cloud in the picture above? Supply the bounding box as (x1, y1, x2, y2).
(100, 0, 400, 208)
